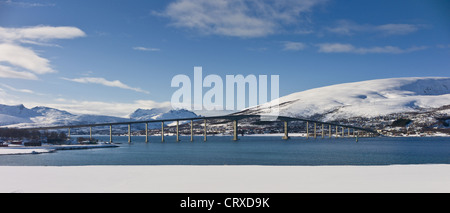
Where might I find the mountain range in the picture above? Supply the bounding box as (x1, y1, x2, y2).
(0, 104, 198, 129)
(1, 77, 449, 134)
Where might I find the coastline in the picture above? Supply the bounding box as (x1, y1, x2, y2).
(0, 164, 449, 193)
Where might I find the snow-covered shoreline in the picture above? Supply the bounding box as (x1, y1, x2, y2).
(0, 148, 55, 155)
(0, 144, 119, 155)
(0, 164, 449, 193)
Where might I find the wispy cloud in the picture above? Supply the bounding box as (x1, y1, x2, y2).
(437, 44, 450, 49)
(0, 83, 40, 95)
(0, 64, 38, 80)
(0, 26, 85, 80)
(325, 20, 422, 36)
(0, 43, 55, 74)
(282, 41, 307, 51)
(156, 0, 327, 38)
(61, 77, 150, 94)
(0, 26, 85, 42)
(317, 43, 428, 54)
(133, 46, 160, 52)
(0, 0, 55, 7)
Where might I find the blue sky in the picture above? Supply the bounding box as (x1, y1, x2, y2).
(0, 0, 449, 117)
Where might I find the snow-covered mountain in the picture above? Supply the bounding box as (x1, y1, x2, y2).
(0, 104, 198, 129)
(0, 104, 131, 128)
(0, 104, 40, 125)
(241, 77, 450, 121)
(1, 77, 448, 134)
(130, 108, 197, 121)
(129, 108, 169, 121)
(129, 108, 198, 127)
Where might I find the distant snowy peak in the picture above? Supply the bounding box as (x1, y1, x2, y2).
(155, 109, 198, 120)
(0, 104, 41, 118)
(129, 108, 168, 120)
(246, 77, 450, 120)
(31, 106, 73, 117)
(129, 108, 198, 121)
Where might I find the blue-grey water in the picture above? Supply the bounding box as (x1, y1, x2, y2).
(1, 136, 450, 166)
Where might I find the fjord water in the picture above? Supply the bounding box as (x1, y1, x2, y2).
(1, 136, 449, 166)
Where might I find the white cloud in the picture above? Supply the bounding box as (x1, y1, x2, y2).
(375, 24, 419, 35)
(282, 41, 307, 51)
(0, 64, 38, 80)
(157, 0, 326, 38)
(0, 83, 35, 94)
(133, 46, 160, 51)
(325, 20, 421, 36)
(0, 43, 54, 74)
(317, 43, 428, 54)
(0, 26, 85, 43)
(0, 25, 85, 80)
(62, 77, 150, 94)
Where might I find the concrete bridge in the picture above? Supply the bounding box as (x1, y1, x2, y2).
(21, 114, 378, 143)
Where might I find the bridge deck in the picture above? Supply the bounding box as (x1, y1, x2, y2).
(17, 114, 377, 134)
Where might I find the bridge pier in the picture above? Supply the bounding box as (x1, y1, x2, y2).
(176, 120, 180, 142)
(321, 124, 324, 139)
(306, 121, 309, 139)
(161, 121, 165, 142)
(233, 120, 239, 141)
(190, 120, 194, 142)
(89, 126, 92, 140)
(145, 123, 149, 143)
(128, 124, 131, 143)
(282, 121, 289, 140)
(329, 125, 331, 138)
(109, 125, 112, 143)
(341, 127, 344, 137)
(336, 126, 338, 138)
(314, 123, 317, 139)
(68, 128, 71, 139)
(204, 119, 207, 142)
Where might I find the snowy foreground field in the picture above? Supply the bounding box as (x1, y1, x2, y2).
(0, 165, 449, 193)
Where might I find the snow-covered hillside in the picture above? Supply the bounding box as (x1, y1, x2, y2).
(244, 77, 450, 121)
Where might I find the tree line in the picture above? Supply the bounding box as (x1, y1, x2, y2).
(0, 128, 68, 144)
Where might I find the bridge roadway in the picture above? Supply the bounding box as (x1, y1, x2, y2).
(19, 114, 378, 142)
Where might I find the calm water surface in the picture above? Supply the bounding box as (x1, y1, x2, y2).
(1, 136, 449, 166)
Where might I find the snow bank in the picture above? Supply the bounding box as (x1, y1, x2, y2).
(0, 144, 118, 155)
(0, 165, 449, 193)
(0, 148, 54, 155)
